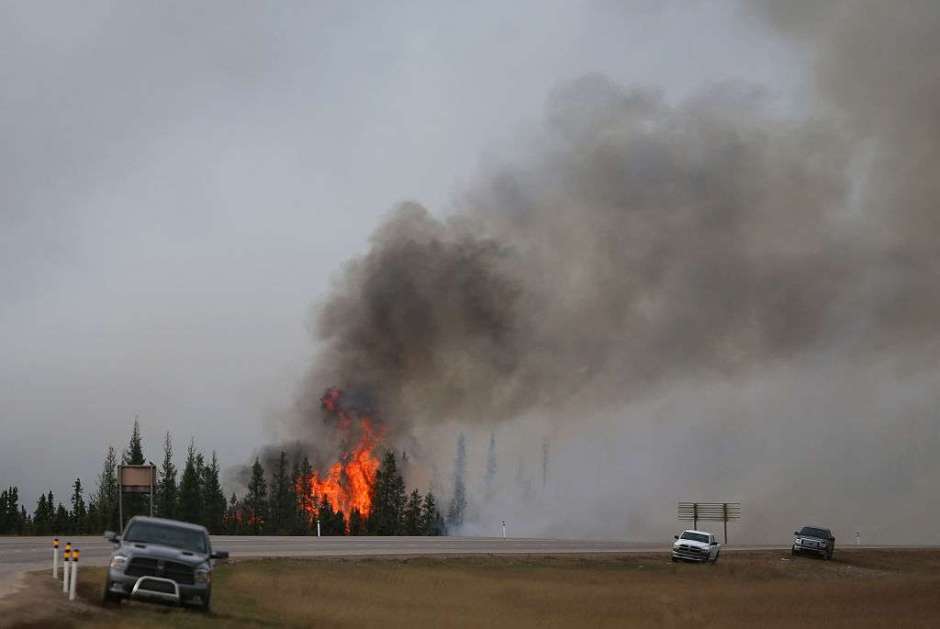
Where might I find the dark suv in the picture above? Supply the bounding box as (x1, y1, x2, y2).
(103, 516, 228, 611)
(792, 525, 835, 559)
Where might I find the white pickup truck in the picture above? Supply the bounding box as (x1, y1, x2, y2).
(672, 529, 720, 563)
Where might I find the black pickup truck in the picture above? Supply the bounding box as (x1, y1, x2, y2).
(103, 516, 228, 611)
(792, 525, 835, 559)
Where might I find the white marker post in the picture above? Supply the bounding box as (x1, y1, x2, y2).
(501, 521, 507, 539)
(856, 531, 860, 546)
(62, 544, 71, 594)
(317, 519, 321, 537)
(69, 548, 79, 601)
(52, 538, 59, 578)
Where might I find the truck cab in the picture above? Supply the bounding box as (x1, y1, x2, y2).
(672, 529, 720, 563)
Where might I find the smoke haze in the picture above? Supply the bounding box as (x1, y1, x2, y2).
(289, 1, 940, 542)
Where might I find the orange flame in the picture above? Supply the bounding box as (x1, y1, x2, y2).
(304, 418, 382, 520)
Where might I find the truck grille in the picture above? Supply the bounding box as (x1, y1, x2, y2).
(674, 545, 707, 560)
(125, 557, 195, 585)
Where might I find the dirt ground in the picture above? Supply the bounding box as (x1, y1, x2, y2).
(2, 549, 939, 628)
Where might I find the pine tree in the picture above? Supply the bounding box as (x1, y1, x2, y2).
(123, 417, 145, 464)
(403, 489, 423, 535)
(86, 498, 99, 536)
(70, 478, 87, 534)
(177, 440, 203, 525)
(200, 452, 227, 533)
(121, 418, 147, 521)
(156, 432, 178, 519)
(18, 505, 29, 535)
(243, 458, 268, 535)
(447, 434, 467, 530)
(485, 432, 497, 500)
(269, 451, 293, 534)
(0, 487, 20, 534)
(53, 503, 69, 534)
(33, 493, 50, 535)
(296, 456, 314, 534)
(224, 493, 241, 534)
(316, 495, 334, 535)
(96, 446, 119, 532)
(368, 451, 406, 535)
(348, 508, 365, 535)
(421, 492, 445, 536)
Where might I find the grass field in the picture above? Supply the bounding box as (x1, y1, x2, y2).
(4, 550, 940, 628)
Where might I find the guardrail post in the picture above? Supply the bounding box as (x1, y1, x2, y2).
(69, 549, 79, 601)
(62, 543, 71, 594)
(52, 538, 59, 578)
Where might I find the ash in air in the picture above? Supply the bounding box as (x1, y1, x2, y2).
(273, 1, 940, 542)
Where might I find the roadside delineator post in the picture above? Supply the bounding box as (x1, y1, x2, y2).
(317, 519, 321, 537)
(501, 521, 507, 539)
(52, 538, 60, 579)
(69, 548, 79, 601)
(62, 543, 71, 594)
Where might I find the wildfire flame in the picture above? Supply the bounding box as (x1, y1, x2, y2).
(301, 388, 383, 521)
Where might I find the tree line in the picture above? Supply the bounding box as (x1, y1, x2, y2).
(232, 449, 445, 536)
(0, 419, 444, 536)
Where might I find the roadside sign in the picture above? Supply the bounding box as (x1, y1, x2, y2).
(678, 502, 741, 543)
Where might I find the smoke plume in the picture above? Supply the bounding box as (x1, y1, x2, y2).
(283, 1, 940, 541)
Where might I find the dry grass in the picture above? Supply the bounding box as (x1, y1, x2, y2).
(7, 550, 940, 628)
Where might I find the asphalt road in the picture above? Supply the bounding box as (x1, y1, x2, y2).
(0, 535, 674, 596)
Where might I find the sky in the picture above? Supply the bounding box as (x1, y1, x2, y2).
(0, 1, 805, 510)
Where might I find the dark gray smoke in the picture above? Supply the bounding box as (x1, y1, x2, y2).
(285, 1, 940, 541)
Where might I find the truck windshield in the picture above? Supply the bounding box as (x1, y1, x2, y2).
(680, 532, 709, 543)
(123, 521, 208, 554)
(798, 527, 829, 539)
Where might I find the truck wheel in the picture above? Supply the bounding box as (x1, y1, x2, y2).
(102, 581, 122, 607)
(197, 588, 212, 614)
(712, 551, 720, 564)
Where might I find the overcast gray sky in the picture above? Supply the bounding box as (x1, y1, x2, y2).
(0, 1, 802, 506)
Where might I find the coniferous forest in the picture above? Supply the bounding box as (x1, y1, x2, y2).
(0, 419, 446, 536)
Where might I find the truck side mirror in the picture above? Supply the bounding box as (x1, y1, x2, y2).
(211, 550, 229, 560)
(673, 535, 679, 540)
(104, 530, 120, 543)
(793, 531, 799, 536)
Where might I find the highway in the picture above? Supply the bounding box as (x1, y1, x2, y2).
(0, 535, 668, 597)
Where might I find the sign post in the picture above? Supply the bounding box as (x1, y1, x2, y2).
(118, 464, 157, 532)
(678, 502, 741, 543)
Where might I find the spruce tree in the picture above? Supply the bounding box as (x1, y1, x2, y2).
(123, 418, 145, 465)
(485, 432, 497, 500)
(224, 493, 240, 534)
(200, 452, 227, 533)
(421, 492, 445, 536)
(53, 503, 69, 533)
(33, 493, 50, 535)
(156, 432, 178, 519)
(297, 456, 314, 534)
(177, 440, 203, 524)
(403, 489, 422, 535)
(447, 434, 467, 530)
(96, 446, 119, 532)
(348, 508, 364, 535)
(70, 478, 87, 534)
(368, 451, 406, 535)
(269, 451, 293, 534)
(121, 418, 147, 521)
(243, 458, 268, 535)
